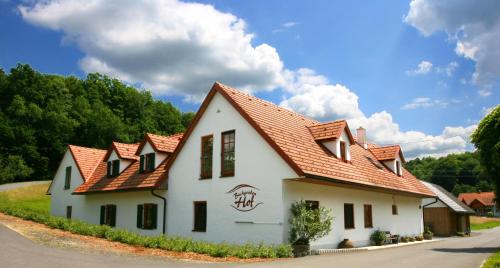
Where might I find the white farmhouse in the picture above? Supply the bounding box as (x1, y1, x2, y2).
(49, 82, 435, 249)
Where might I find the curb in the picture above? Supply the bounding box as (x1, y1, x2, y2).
(312, 239, 441, 255)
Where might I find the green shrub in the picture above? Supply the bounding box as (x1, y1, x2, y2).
(0, 204, 293, 259)
(289, 200, 333, 245)
(370, 230, 386, 245)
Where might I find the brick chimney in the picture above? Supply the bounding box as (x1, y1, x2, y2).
(357, 127, 367, 149)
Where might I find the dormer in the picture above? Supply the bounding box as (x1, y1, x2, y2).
(369, 145, 406, 176)
(308, 120, 355, 162)
(136, 133, 183, 173)
(104, 142, 140, 177)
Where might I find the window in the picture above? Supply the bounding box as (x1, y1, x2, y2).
(392, 205, 398, 215)
(305, 200, 319, 210)
(396, 161, 401, 176)
(344, 203, 355, 229)
(221, 130, 235, 177)
(193, 201, 207, 232)
(66, 206, 72, 219)
(364, 204, 373, 228)
(107, 159, 120, 177)
(100, 204, 116, 227)
(340, 141, 347, 162)
(140, 153, 156, 173)
(200, 135, 213, 179)
(137, 203, 158, 230)
(64, 166, 71, 189)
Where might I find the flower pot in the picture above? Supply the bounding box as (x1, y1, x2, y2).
(292, 244, 310, 257)
(375, 240, 383, 246)
(423, 233, 433, 240)
(338, 239, 354, 249)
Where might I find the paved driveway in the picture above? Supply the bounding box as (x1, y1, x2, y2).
(1, 222, 499, 268)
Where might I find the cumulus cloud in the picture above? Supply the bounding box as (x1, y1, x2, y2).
(19, 0, 477, 158)
(406, 60, 433, 76)
(280, 69, 476, 158)
(405, 0, 500, 89)
(19, 0, 287, 101)
(401, 97, 451, 110)
(436, 61, 459, 77)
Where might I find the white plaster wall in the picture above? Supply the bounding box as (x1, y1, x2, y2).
(49, 150, 87, 219)
(139, 142, 167, 168)
(283, 180, 424, 248)
(322, 130, 352, 161)
(167, 92, 298, 245)
(81, 190, 167, 236)
(422, 198, 447, 208)
(108, 150, 132, 173)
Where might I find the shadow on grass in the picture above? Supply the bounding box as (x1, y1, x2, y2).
(432, 247, 500, 254)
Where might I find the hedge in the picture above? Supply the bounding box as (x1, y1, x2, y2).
(0, 206, 292, 258)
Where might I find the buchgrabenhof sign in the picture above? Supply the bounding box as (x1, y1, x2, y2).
(226, 184, 263, 212)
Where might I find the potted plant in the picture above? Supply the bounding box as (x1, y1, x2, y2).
(370, 230, 386, 246)
(415, 235, 424, 241)
(423, 226, 433, 240)
(409, 236, 415, 242)
(289, 200, 333, 257)
(400, 236, 409, 243)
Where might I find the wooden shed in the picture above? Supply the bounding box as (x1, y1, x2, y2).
(422, 182, 475, 236)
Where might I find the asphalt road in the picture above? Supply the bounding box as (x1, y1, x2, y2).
(1, 223, 499, 268)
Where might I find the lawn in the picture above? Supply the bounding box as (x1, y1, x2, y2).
(471, 216, 500, 231)
(483, 250, 500, 268)
(0, 183, 51, 214)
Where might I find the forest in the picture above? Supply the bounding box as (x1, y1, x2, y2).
(0, 64, 194, 184)
(404, 152, 495, 196)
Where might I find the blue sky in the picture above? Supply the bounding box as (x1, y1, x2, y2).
(1, 0, 499, 158)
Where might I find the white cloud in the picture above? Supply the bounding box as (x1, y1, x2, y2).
(283, 21, 298, 28)
(436, 61, 459, 77)
(401, 97, 449, 110)
(19, 0, 477, 159)
(280, 69, 476, 158)
(406, 60, 433, 76)
(405, 0, 500, 89)
(19, 0, 287, 101)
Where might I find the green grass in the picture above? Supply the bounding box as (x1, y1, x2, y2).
(483, 250, 500, 268)
(0, 183, 293, 259)
(471, 221, 500, 231)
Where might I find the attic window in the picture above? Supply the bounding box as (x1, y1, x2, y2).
(396, 161, 402, 176)
(140, 153, 155, 173)
(107, 160, 120, 177)
(340, 141, 347, 162)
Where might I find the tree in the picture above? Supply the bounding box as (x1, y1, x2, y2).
(289, 200, 332, 246)
(430, 157, 459, 192)
(471, 105, 500, 204)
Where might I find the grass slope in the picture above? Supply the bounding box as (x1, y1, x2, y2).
(471, 216, 500, 231)
(483, 250, 500, 268)
(0, 183, 50, 214)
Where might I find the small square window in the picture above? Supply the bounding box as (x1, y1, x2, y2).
(392, 205, 398, 215)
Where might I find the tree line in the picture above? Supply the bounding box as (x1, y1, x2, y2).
(0, 64, 195, 184)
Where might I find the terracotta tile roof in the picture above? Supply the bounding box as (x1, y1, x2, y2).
(307, 120, 355, 143)
(164, 82, 434, 197)
(68, 145, 107, 182)
(73, 156, 169, 194)
(369, 145, 406, 163)
(458, 192, 496, 206)
(113, 142, 140, 160)
(137, 133, 184, 154)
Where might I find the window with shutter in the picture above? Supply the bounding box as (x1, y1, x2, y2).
(139, 155, 145, 173)
(221, 130, 235, 177)
(107, 161, 112, 177)
(340, 141, 347, 162)
(66, 206, 72, 219)
(112, 159, 120, 176)
(344, 203, 355, 229)
(305, 200, 319, 210)
(148, 153, 155, 171)
(392, 205, 398, 215)
(193, 201, 207, 232)
(200, 135, 213, 179)
(137, 203, 158, 230)
(64, 166, 71, 189)
(364, 204, 373, 228)
(100, 205, 105, 225)
(101, 204, 117, 227)
(137, 204, 143, 228)
(396, 161, 401, 176)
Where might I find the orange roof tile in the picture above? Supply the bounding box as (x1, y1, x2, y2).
(137, 133, 184, 154)
(164, 82, 434, 197)
(68, 145, 107, 181)
(307, 120, 355, 143)
(73, 158, 168, 194)
(458, 192, 496, 206)
(369, 145, 406, 163)
(113, 142, 140, 160)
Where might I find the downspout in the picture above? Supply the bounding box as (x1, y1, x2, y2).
(422, 198, 439, 230)
(151, 189, 166, 234)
